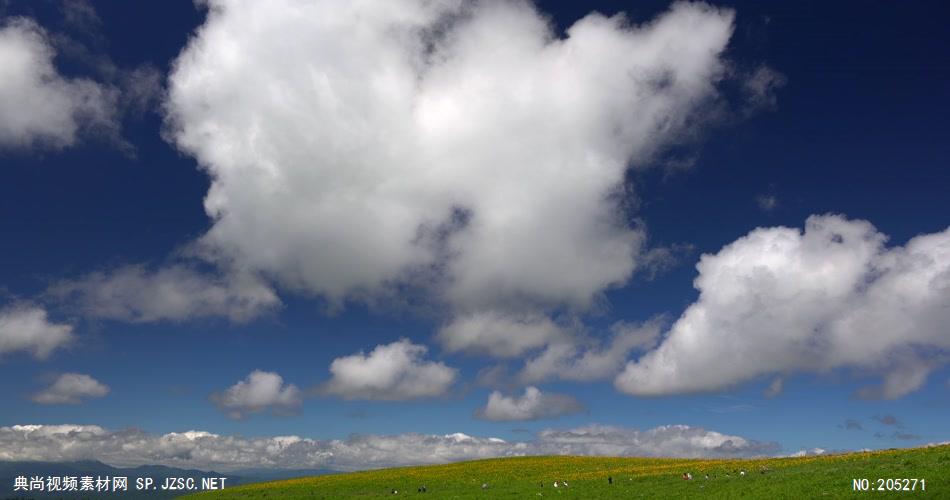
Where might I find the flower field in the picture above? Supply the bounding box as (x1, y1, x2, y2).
(188, 444, 949, 498)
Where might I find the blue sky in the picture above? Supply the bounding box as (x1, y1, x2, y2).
(0, 0, 948, 471)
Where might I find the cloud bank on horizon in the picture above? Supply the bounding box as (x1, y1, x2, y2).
(0, 423, 778, 472)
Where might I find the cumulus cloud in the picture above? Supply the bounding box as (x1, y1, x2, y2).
(0, 17, 118, 149)
(0, 304, 73, 359)
(616, 215, 950, 398)
(476, 386, 584, 421)
(0, 423, 778, 472)
(31, 373, 109, 404)
(322, 339, 457, 400)
(48, 264, 280, 323)
(210, 370, 301, 419)
(164, 0, 742, 345)
(519, 320, 662, 383)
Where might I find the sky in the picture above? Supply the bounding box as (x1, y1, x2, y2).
(0, 0, 948, 472)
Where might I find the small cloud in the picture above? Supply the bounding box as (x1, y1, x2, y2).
(856, 359, 934, 400)
(872, 414, 902, 428)
(842, 419, 863, 431)
(639, 243, 695, 281)
(322, 339, 457, 401)
(60, 0, 103, 40)
(784, 447, 826, 458)
(763, 378, 783, 398)
(211, 370, 302, 419)
(345, 409, 369, 419)
(0, 304, 73, 359)
(756, 194, 779, 211)
(476, 386, 584, 422)
(475, 364, 512, 389)
(892, 432, 921, 441)
(31, 373, 109, 404)
(0, 17, 121, 151)
(438, 312, 569, 358)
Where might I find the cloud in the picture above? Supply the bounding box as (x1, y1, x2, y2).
(31, 373, 109, 404)
(163, 0, 741, 340)
(210, 370, 301, 419)
(756, 194, 778, 211)
(48, 264, 280, 323)
(616, 215, 950, 398)
(438, 312, 570, 358)
(784, 447, 826, 458)
(842, 419, 863, 431)
(763, 378, 783, 398)
(476, 386, 584, 421)
(519, 320, 662, 383)
(322, 339, 457, 401)
(532, 425, 780, 459)
(742, 65, 785, 113)
(0, 17, 118, 149)
(60, 0, 102, 40)
(891, 432, 920, 441)
(0, 304, 73, 359)
(872, 414, 902, 428)
(0, 423, 778, 472)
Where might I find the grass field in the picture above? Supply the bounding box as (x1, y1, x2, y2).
(188, 444, 949, 499)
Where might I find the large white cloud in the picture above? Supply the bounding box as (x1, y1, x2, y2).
(0, 304, 73, 359)
(616, 215, 950, 398)
(322, 339, 457, 400)
(210, 370, 302, 419)
(31, 373, 109, 405)
(0, 17, 118, 149)
(164, 0, 737, 333)
(476, 386, 583, 421)
(0, 423, 777, 472)
(48, 264, 280, 323)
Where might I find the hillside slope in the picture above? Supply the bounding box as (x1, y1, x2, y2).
(188, 444, 949, 499)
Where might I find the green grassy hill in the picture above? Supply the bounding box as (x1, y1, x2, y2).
(188, 444, 949, 499)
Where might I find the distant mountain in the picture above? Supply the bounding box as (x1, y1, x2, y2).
(0, 460, 332, 499)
